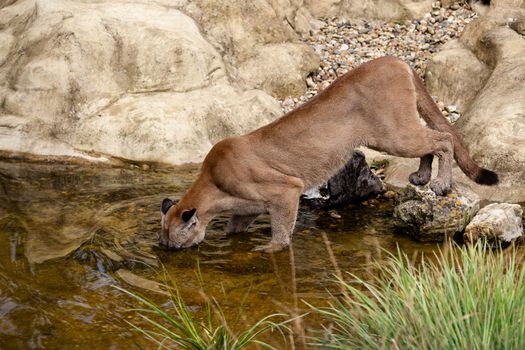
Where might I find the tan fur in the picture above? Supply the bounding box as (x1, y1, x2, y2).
(160, 56, 497, 252)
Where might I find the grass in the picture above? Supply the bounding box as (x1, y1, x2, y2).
(118, 244, 525, 349)
(116, 274, 290, 350)
(310, 244, 525, 350)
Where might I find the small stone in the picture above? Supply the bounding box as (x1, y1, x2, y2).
(448, 112, 460, 123)
(340, 43, 349, 51)
(445, 105, 457, 113)
(450, 3, 460, 10)
(329, 211, 342, 219)
(384, 190, 397, 199)
(141, 164, 150, 171)
(306, 76, 315, 88)
(464, 203, 523, 246)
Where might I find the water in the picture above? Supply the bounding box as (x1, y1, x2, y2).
(0, 159, 452, 349)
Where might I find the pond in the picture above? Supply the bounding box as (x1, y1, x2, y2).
(0, 159, 463, 349)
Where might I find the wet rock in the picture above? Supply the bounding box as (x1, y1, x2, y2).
(116, 269, 168, 295)
(301, 150, 383, 209)
(394, 183, 480, 242)
(383, 190, 398, 199)
(464, 203, 523, 246)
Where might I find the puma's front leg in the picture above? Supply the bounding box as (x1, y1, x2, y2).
(227, 214, 259, 233)
(253, 180, 304, 253)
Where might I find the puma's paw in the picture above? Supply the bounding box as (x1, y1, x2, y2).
(429, 179, 451, 196)
(252, 242, 288, 253)
(409, 171, 431, 186)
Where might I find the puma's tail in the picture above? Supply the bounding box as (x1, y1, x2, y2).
(411, 71, 498, 185)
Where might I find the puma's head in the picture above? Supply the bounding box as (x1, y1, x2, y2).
(160, 198, 205, 249)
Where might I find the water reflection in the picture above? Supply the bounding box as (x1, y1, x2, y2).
(0, 159, 456, 349)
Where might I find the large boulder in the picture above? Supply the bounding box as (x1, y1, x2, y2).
(423, 0, 525, 201)
(0, 0, 315, 164)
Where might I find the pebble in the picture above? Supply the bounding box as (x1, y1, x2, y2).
(384, 190, 398, 199)
(279, 3, 475, 121)
(445, 104, 457, 113)
(448, 112, 461, 123)
(329, 211, 342, 219)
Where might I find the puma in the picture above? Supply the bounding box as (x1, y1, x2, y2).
(160, 56, 498, 252)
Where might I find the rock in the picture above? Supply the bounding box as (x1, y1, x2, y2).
(187, 0, 319, 97)
(464, 203, 523, 245)
(424, 0, 525, 201)
(301, 150, 383, 209)
(425, 40, 491, 112)
(72, 86, 281, 164)
(116, 269, 169, 295)
(445, 104, 457, 113)
(304, 0, 431, 21)
(448, 111, 461, 123)
(383, 190, 398, 199)
(238, 43, 319, 98)
(456, 26, 525, 186)
(394, 183, 480, 242)
(509, 17, 525, 35)
(0, 0, 293, 164)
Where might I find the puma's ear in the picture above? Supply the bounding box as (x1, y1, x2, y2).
(181, 208, 197, 222)
(161, 198, 174, 215)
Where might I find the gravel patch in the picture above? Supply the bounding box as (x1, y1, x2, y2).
(280, 2, 477, 123)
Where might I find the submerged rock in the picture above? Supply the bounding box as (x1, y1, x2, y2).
(464, 203, 523, 246)
(394, 183, 480, 242)
(116, 269, 168, 295)
(301, 150, 383, 209)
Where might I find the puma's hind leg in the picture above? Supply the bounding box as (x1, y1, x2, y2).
(227, 214, 259, 233)
(373, 128, 453, 195)
(409, 154, 433, 185)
